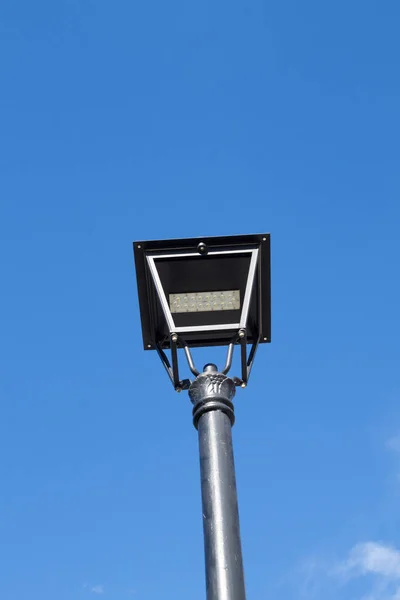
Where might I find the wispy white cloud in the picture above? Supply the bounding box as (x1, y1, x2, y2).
(296, 556, 332, 599)
(297, 432, 400, 600)
(91, 585, 105, 595)
(386, 436, 400, 454)
(298, 542, 400, 600)
(333, 541, 400, 600)
(338, 542, 400, 579)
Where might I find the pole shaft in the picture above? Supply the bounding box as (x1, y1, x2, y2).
(197, 409, 246, 600)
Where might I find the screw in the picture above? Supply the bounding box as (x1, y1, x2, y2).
(238, 330, 246, 339)
(171, 333, 178, 342)
(147, 344, 152, 348)
(262, 237, 267, 241)
(263, 337, 268, 341)
(241, 382, 247, 388)
(137, 244, 142, 249)
(197, 242, 208, 255)
(176, 387, 182, 393)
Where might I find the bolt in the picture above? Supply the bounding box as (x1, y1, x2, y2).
(197, 242, 208, 255)
(171, 333, 178, 343)
(263, 337, 268, 341)
(137, 244, 142, 249)
(238, 330, 246, 339)
(262, 237, 267, 241)
(147, 344, 152, 348)
(241, 382, 247, 388)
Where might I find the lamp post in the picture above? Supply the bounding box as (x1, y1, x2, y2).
(190, 363, 245, 600)
(133, 234, 271, 600)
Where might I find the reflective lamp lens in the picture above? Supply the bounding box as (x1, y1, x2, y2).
(169, 290, 240, 313)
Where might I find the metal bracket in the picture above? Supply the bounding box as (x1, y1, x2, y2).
(156, 329, 261, 392)
(238, 329, 260, 387)
(183, 344, 200, 377)
(155, 339, 191, 392)
(221, 342, 234, 375)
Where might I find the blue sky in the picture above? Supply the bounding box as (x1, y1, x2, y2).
(1, 1, 400, 599)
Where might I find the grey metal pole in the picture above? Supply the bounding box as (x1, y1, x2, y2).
(189, 364, 246, 600)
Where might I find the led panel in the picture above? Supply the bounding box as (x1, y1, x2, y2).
(170, 290, 240, 313)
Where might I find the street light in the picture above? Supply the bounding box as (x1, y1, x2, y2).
(133, 233, 271, 600)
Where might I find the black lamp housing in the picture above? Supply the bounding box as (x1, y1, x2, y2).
(133, 233, 271, 390)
